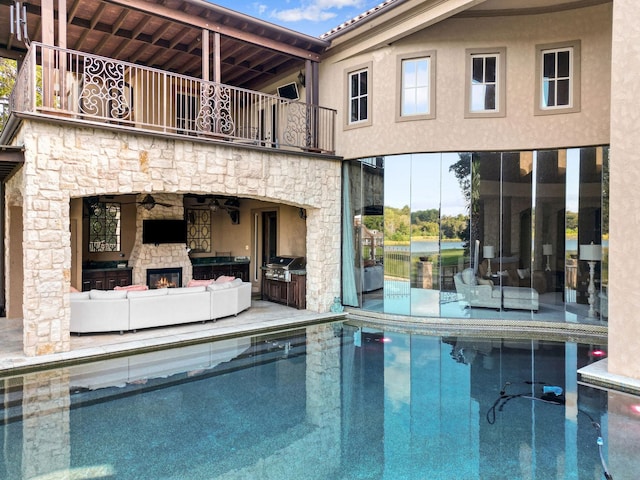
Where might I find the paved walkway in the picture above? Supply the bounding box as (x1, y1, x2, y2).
(0, 300, 343, 375)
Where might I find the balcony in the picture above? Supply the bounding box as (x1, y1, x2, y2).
(7, 43, 336, 155)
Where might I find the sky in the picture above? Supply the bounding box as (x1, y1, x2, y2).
(208, 0, 385, 38)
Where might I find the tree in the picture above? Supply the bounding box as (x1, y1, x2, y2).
(0, 58, 18, 130)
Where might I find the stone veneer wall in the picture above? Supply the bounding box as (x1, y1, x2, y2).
(128, 193, 192, 286)
(8, 121, 341, 356)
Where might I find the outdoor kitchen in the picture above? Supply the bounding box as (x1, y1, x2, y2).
(262, 256, 307, 309)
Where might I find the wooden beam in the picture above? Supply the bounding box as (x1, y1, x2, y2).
(111, 9, 130, 34)
(151, 21, 173, 44)
(58, 0, 67, 49)
(103, 0, 322, 61)
(213, 32, 220, 83)
(202, 29, 209, 81)
(67, 0, 81, 23)
(41, 0, 54, 46)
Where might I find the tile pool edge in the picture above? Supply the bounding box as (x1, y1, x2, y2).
(578, 359, 640, 396)
(0, 313, 346, 377)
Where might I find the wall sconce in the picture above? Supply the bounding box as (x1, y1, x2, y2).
(297, 70, 305, 88)
(543, 244, 553, 271)
(579, 242, 602, 318)
(483, 245, 495, 276)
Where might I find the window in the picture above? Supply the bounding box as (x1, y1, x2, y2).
(186, 208, 211, 253)
(350, 69, 368, 123)
(397, 51, 436, 121)
(88, 202, 121, 252)
(535, 41, 581, 115)
(465, 48, 506, 118)
(345, 62, 372, 128)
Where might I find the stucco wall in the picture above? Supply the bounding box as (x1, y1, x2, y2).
(608, 0, 640, 380)
(320, 3, 612, 159)
(8, 121, 341, 356)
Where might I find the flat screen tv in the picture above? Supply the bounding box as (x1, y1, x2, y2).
(277, 82, 299, 100)
(142, 219, 187, 244)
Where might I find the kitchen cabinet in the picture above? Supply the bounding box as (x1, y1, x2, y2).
(192, 263, 249, 282)
(262, 272, 306, 309)
(82, 269, 132, 291)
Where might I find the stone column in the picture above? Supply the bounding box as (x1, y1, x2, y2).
(22, 125, 71, 356)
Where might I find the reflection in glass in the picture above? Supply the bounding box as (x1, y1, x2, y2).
(361, 158, 384, 310)
(535, 149, 566, 309)
(411, 153, 441, 316)
(345, 145, 608, 323)
(384, 155, 411, 314)
(441, 153, 471, 318)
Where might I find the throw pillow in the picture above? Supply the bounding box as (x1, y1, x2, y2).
(215, 275, 236, 283)
(461, 268, 477, 285)
(187, 279, 214, 287)
(114, 284, 149, 291)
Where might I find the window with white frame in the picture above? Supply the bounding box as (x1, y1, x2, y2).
(348, 67, 369, 125)
(542, 47, 571, 107)
(535, 41, 581, 115)
(397, 52, 435, 121)
(465, 48, 506, 118)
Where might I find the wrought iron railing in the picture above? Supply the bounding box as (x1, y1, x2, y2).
(8, 43, 336, 154)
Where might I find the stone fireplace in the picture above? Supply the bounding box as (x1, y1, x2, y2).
(147, 267, 182, 289)
(128, 193, 192, 286)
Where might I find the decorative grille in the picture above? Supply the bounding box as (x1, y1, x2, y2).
(186, 208, 211, 253)
(88, 202, 121, 252)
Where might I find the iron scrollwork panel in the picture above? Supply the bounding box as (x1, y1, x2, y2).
(283, 102, 313, 149)
(196, 83, 235, 136)
(79, 57, 132, 120)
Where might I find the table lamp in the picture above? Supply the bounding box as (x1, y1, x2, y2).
(483, 245, 495, 276)
(579, 242, 602, 318)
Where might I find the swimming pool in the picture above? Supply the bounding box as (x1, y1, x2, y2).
(1, 321, 638, 479)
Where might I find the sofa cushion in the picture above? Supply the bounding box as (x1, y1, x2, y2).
(167, 286, 207, 295)
(127, 288, 169, 299)
(70, 291, 91, 300)
(208, 282, 233, 291)
(461, 268, 477, 286)
(89, 289, 128, 300)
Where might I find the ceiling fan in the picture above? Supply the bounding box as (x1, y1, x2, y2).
(207, 196, 240, 212)
(137, 194, 174, 210)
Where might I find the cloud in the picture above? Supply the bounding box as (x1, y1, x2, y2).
(271, 0, 365, 23)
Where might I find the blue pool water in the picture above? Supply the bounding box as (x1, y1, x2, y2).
(1, 321, 639, 479)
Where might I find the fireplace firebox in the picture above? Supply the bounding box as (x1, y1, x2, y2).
(147, 267, 182, 289)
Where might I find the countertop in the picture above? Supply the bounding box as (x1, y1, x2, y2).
(191, 256, 250, 266)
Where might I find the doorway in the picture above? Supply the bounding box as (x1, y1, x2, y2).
(262, 211, 277, 265)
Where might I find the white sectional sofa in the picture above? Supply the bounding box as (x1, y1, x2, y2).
(70, 278, 252, 334)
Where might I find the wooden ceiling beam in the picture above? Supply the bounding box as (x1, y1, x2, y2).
(103, 0, 323, 61)
(111, 9, 130, 34)
(151, 21, 173, 44)
(93, 32, 111, 56)
(90, 3, 107, 29)
(67, 0, 82, 23)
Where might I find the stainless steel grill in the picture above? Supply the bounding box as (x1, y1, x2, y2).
(264, 256, 306, 282)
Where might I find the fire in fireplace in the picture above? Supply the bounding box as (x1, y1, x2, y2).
(147, 267, 183, 289)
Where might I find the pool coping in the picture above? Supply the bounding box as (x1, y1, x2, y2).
(4, 309, 636, 397)
(0, 312, 345, 377)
